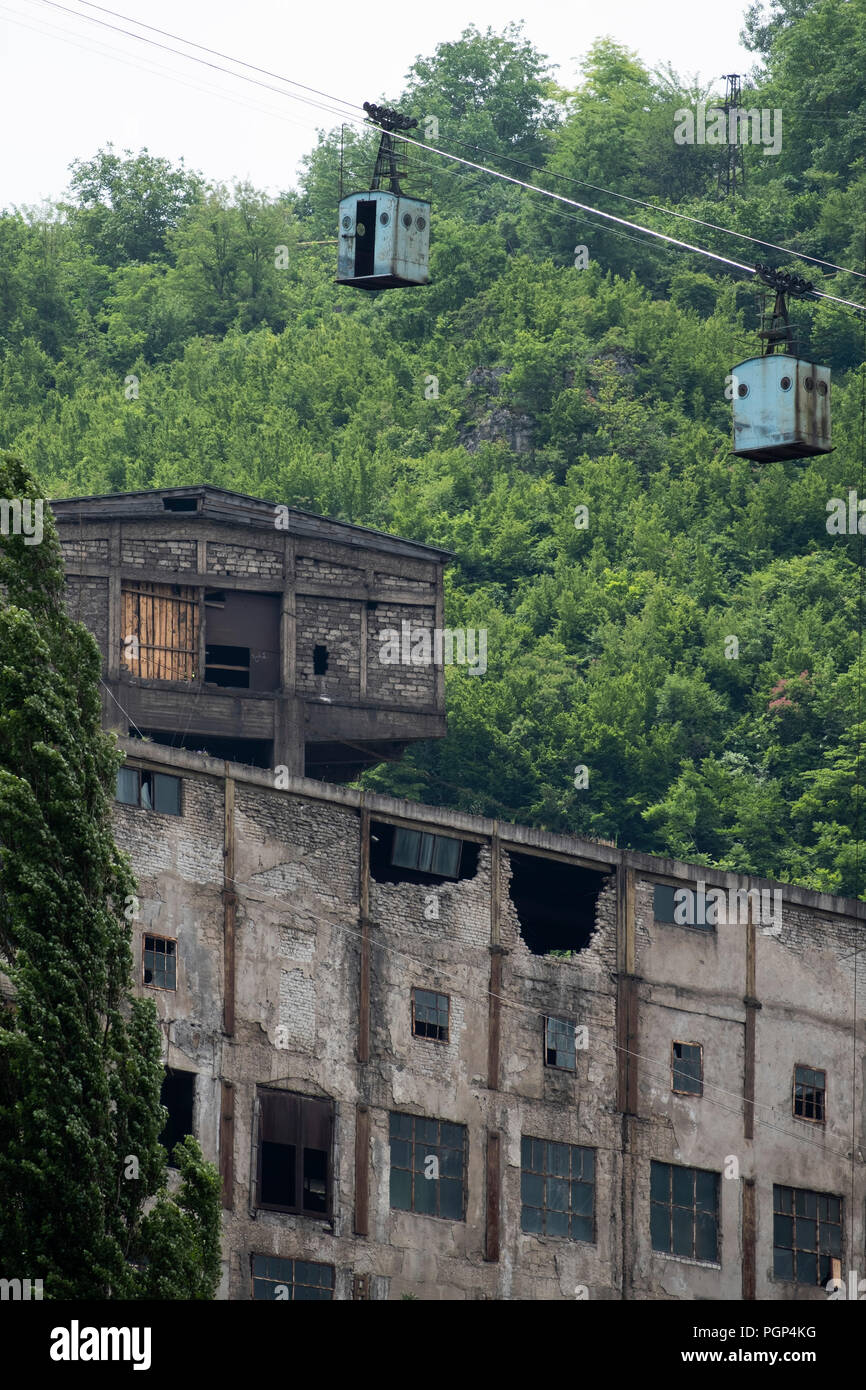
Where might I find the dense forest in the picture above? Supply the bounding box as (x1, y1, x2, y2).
(1, 0, 865, 896)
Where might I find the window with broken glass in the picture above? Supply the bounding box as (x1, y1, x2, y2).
(671, 1041, 703, 1095)
(256, 1090, 333, 1218)
(793, 1065, 825, 1123)
(391, 826, 462, 877)
(412, 988, 449, 1043)
(773, 1185, 841, 1284)
(116, 766, 181, 815)
(143, 935, 176, 990)
(520, 1137, 595, 1241)
(544, 1016, 576, 1071)
(650, 1161, 719, 1262)
(389, 1112, 466, 1220)
(250, 1255, 334, 1300)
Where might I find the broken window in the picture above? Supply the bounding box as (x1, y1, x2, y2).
(204, 590, 279, 691)
(116, 766, 182, 815)
(143, 935, 176, 990)
(389, 1112, 466, 1220)
(653, 883, 713, 932)
(793, 1065, 825, 1123)
(159, 1068, 195, 1167)
(650, 1161, 719, 1262)
(672, 1041, 703, 1096)
(251, 1255, 334, 1301)
(773, 1185, 841, 1284)
(520, 1137, 594, 1241)
(256, 1090, 333, 1218)
(313, 644, 329, 675)
(393, 827, 461, 878)
(121, 582, 198, 681)
(412, 988, 449, 1043)
(544, 1016, 576, 1072)
(508, 852, 608, 955)
(370, 822, 478, 885)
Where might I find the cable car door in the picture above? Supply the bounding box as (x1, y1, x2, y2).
(354, 199, 376, 279)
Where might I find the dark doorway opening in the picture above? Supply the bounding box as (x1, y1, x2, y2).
(354, 199, 377, 278)
(159, 1068, 195, 1167)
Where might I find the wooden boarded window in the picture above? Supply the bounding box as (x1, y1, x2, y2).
(121, 582, 199, 681)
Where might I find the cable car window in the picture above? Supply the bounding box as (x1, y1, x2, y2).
(380, 212, 390, 224)
(780, 376, 792, 390)
(402, 213, 412, 228)
(416, 217, 426, 229)
(341, 215, 352, 229)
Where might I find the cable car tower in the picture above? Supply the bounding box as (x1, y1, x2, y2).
(731, 265, 832, 461)
(336, 102, 431, 290)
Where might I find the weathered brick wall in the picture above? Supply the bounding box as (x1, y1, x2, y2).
(207, 542, 282, 580)
(295, 597, 361, 698)
(65, 576, 108, 660)
(60, 538, 109, 565)
(121, 538, 197, 570)
(296, 555, 364, 587)
(366, 602, 437, 706)
(374, 571, 436, 594)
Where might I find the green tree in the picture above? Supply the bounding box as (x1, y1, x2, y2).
(0, 453, 221, 1297)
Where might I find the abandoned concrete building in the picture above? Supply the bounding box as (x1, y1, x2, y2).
(53, 485, 866, 1301)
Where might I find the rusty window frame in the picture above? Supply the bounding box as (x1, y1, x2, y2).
(671, 1041, 703, 1096)
(520, 1136, 595, 1242)
(143, 934, 177, 991)
(772, 1184, 842, 1284)
(389, 1112, 466, 1221)
(650, 1161, 719, 1262)
(250, 1254, 334, 1301)
(254, 1088, 334, 1220)
(543, 1016, 576, 1071)
(792, 1064, 826, 1123)
(411, 988, 450, 1043)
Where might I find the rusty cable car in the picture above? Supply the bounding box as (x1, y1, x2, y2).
(731, 266, 832, 461)
(336, 102, 430, 290)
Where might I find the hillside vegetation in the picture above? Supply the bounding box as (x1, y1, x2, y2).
(2, 2, 865, 894)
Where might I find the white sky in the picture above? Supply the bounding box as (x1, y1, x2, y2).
(0, 0, 756, 209)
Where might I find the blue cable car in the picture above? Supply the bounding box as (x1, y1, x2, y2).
(337, 102, 430, 291)
(732, 267, 832, 462)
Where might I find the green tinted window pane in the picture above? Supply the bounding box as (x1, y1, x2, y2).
(580, 1148, 595, 1180)
(571, 1214, 593, 1242)
(417, 1117, 438, 1145)
(252, 1255, 268, 1277)
(522, 1204, 543, 1234)
(547, 1178, 569, 1212)
(776, 1186, 792, 1214)
(650, 1162, 669, 1203)
(390, 1166, 411, 1210)
(165, 952, 176, 989)
(820, 1222, 841, 1255)
(252, 1279, 272, 1300)
(546, 1208, 568, 1238)
(827, 1196, 841, 1223)
(521, 1136, 532, 1168)
(695, 1170, 717, 1212)
(696, 1210, 717, 1262)
(431, 836, 460, 877)
(413, 1145, 430, 1172)
(295, 1262, 320, 1285)
(650, 1202, 670, 1252)
(390, 1112, 411, 1139)
(415, 989, 435, 1013)
(774, 1214, 793, 1247)
(796, 1251, 818, 1286)
(550, 1144, 570, 1177)
(417, 834, 434, 872)
(392, 828, 420, 869)
(571, 1182, 593, 1218)
(672, 1205, 693, 1257)
(414, 1172, 436, 1215)
(672, 1166, 694, 1208)
(116, 767, 139, 805)
(154, 773, 181, 815)
(440, 1146, 463, 1179)
(654, 885, 677, 922)
(270, 1258, 291, 1282)
(774, 1246, 794, 1280)
(293, 1284, 318, 1300)
(818, 1195, 829, 1222)
(521, 1173, 544, 1206)
(531, 1140, 546, 1172)
(390, 1139, 410, 1168)
(439, 1179, 463, 1220)
(797, 1218, 817, 1251)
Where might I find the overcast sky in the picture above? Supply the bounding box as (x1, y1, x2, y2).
(0, 0, 757, 210)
